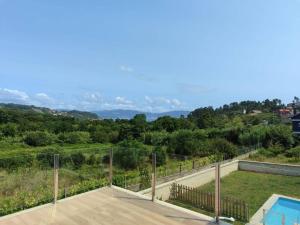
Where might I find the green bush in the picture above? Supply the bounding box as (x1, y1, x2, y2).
(70, 152, 86, 168)
(168, 130, 200, 156)
(24, 131, 55, 146)
(139, 167, 151, 190)
(264, 125, 294, 148)
(285, 146, 300, 158)
(1, 123, 18, 137)
(239, 125, 267, 146)
(86, 154, 97, 165)
(0, 154, 34, 169)
(36, 147, 61, 167)
(153, 146, 167, 166)
(58, 131, 91, 144)
(91, 129, 109, 143)
(114, 140, 150, 169)
(209, 138, 238, 159)
(144, 131, 169, 146)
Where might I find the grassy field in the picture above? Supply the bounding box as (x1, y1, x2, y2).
(197, 171, 300, 217)
(168, 171, 300, 224)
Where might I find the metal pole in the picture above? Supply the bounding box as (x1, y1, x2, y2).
(109, 149, 113, 187)
(215, 163, 221, 223)
(151, 152, 156, 202)
(124, 175, 127, 189)
(263, 209, 266, 225)
(53, 154, 59, 204)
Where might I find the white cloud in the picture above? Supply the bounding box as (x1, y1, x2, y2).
(171, 98, 181, 106)
(35, 93, 54, 102)
(0, 87, 185, 112)
(143, 96, 183, 112)
(115, 96, 133, 105)
(120, 65, 134, 73)
(0, 88, 29, 104)
(83, 92, 102, 103)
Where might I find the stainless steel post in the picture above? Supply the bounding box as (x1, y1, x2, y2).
(53, 154, 59, 204)
(215, 163, 221, 223)
(109, 149, 113, 187)
(151, 153, 156, 202)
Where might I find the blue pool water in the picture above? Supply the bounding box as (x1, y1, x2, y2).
(263, 197, 300, 225)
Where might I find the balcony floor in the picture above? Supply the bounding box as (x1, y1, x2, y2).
(0, 186, 215, 225)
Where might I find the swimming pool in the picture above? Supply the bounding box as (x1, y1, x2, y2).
(263, 197, 300, 225)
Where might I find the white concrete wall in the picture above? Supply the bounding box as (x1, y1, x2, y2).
(239, 160, 300, 176)
(140, 160, 239, 201)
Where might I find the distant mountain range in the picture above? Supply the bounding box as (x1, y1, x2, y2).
(93, 109, 190, 121)
(0, 103, 98, 120)
(0, 103, 190, 121)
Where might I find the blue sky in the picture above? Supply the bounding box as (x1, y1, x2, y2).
(0, 0, 300, 112)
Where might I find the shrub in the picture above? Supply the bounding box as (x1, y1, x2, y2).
(264, 125, 294, 148)
(91, 129, 109, 143)
(168, 130, 200, 156)
(285, 146, 300, 158)
(114, 140, 150, 169)
(70, 152, 86, 168)
(239, 125, 267, 146)
(24, 131, 54, 146)
(153, 146, 167, 166)
(86, 154, 97, 165)
(1, 123, 18, 137)
(36, 147, 61, 167)
(58, 132, 90, 144)
(139, 167, 151, 190)
(0, 154, 34, 169)
(209, 138, 238, 159)
(144, 131, 169, 146)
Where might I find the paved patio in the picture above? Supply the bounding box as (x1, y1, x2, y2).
(0, 186, 216, 225)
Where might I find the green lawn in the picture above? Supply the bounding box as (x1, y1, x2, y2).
(197, 171, 300, 217)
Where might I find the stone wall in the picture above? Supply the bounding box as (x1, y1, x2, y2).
(238, 160, 300, 176)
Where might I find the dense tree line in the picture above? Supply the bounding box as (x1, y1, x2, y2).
(0, 99, 298, 169)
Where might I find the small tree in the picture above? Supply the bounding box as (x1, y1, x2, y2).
(24, 131, 54, 146)
(153, 146, 167, 166)
(70, 152, 86, 168)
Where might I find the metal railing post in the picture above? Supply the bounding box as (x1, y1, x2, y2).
(215, 163, 221, 224)
(151, 152, 156, 202)
(53, 154, 59, 204)
(109, 149, 113, 187)
(263, 209, 266, 225)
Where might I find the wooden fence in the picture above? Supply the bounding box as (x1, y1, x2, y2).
(169, 183, 249, 222)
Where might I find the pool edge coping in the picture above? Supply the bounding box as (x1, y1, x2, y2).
(248, 194, 300, 225)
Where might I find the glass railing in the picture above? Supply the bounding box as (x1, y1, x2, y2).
(0, 151, 109, 216)
(0, 154, 54, 216)
(58, 152, 109, 199)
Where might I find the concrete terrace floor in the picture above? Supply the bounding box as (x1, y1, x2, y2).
(0, 186, 216, 225)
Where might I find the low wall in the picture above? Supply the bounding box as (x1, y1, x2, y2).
(239, 160, 300, 176)
(140, 160, 239, 201)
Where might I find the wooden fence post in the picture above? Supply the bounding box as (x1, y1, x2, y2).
(215, 163, 221, 223)
(151, 152, 156, 201)
(109, 149, 113, 187)
(53, 154, 59, 204)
